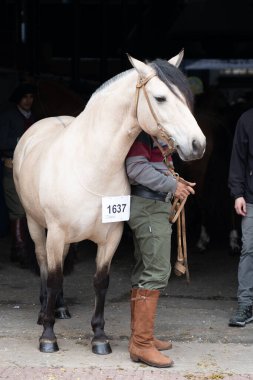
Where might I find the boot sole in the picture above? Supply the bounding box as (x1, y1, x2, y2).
(130, 354, 174, 368)
(229, 316, 253, 327)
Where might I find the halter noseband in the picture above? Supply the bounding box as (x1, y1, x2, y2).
(134, 73, 177, 160)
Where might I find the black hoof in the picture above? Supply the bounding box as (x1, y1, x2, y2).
(39, 339, 59, 353)
(92, 340, 112, 355)
(55, 307, 71, 319)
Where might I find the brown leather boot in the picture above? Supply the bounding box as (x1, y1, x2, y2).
(129, 288, 173, 368)
(130, 288, 172, 351)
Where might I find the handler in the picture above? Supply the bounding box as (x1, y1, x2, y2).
(0, 83, 37, 267)
(126, 131, 195, 367)
(228, 108, 253, 327)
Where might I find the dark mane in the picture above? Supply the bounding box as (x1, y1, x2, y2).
(149, 59, 193, 110)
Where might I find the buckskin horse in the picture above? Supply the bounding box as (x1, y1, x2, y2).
(13, 50, 206, 355)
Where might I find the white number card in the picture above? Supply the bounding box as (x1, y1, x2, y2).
(102, 195, 130, 223)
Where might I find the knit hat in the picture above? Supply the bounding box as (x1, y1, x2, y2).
(9, 83, 37, 103)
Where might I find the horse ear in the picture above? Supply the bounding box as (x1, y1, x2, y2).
(168, 49, 184, 67)
(127, 54, 154, 78)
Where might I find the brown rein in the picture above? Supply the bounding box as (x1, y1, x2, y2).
(169, 180, 190, 283)
(134, 74, 190, 283)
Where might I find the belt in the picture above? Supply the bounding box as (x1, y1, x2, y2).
(2, 158, 13, 169)
(131, 185, 170, 203)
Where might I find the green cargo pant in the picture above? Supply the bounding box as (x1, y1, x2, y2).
(2, 167, 25, 220)
(127, 195, 172, 291)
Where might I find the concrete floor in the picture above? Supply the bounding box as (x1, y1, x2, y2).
(1, 232, 253, 379)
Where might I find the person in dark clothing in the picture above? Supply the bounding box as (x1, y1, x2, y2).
(0, 83, 37, 267)
(0, 160, 9, 237)
(228, 108, 253, 326)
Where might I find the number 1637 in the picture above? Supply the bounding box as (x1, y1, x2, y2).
(107, 204, 126, 214)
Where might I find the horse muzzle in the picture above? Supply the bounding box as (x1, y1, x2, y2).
(177, 137, 206, 161)
(191, 138, 206, 159)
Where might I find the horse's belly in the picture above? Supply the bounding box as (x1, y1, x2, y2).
(13, 116, 127, 244)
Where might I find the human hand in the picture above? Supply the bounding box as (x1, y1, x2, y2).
(174, 181, 196, 201)
(234, 197, 246, 216)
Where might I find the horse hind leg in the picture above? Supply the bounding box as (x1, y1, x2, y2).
(195, 224, 210, 253)
(91, 223, 124, 355)
(28, 224, 71, 324)
(26, 216, 48, 325)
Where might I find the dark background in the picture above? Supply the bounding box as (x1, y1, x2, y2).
(1, 0, 252, 248)
(1, 0, 253, 99)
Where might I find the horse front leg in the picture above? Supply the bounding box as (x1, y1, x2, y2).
(91, 266, 111, 354)
(41, 243, 73, 320)
(91, 223, 123, 355)
(39, 227, 65, 353)
(54, 243, 71, 320)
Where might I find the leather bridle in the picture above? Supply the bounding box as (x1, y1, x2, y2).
(134, 73, 177, 159)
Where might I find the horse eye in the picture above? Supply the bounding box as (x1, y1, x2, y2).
(154, 96, 166, 103)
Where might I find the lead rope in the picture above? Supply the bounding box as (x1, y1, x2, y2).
(169, 179, 190, 283)
(151, 137, 190, 283)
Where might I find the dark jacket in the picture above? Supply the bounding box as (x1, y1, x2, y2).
(228, 108, 253, 203)
(0, 104, 35, 158)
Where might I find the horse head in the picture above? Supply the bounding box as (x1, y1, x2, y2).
(128, 50, 206, 161)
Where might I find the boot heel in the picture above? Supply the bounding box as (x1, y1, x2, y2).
(130, 354, 140, 362)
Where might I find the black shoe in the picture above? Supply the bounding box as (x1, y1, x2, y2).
(229, 305, 253, 327)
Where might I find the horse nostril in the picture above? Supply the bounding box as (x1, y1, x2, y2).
(192, 139, 200, 154)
